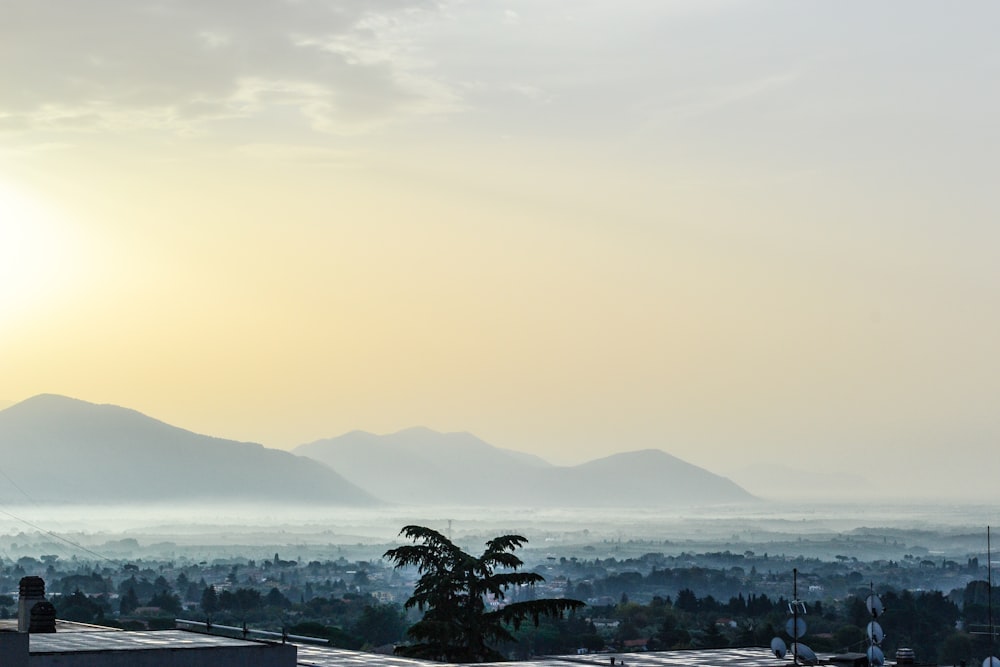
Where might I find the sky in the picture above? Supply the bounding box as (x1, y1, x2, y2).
(1, 1, 999, 499)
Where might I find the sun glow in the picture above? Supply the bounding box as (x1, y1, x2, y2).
(0, 181, 82, 319)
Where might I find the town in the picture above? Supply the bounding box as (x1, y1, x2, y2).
(3, 526, 996, 665)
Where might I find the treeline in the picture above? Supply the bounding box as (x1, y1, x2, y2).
(508, 584, 995, 666)
(45, 578, 997, 665)
(568, 564, 788, 604)
(12, 550, 1000, 666)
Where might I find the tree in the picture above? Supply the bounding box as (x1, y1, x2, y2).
(56, 590, 108, 624)
(120, 587, 140, 615)
(657, 612, 691, 649)
(353, 604, 408, 646)
(219, 587, 262, 613)
(384, 525, 585, 662)
(265, 587, 290, 609)
(201, 585, 218, 614)
(148, 590, 182, 615)
(675, 588, 699, 613)
(939, 632, 973, 666)
(700, 621, 729, 649)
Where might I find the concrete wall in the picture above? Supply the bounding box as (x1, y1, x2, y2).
(0, 631, 30, 667)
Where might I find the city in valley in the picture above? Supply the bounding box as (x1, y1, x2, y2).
(2, 501, 997, 664)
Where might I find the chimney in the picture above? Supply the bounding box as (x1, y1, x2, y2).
(18, 576, 47, 633)
(29, 601, 57, 633)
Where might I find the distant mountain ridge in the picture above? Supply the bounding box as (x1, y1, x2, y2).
(0, 395, 755, 507)
(296, 429, 754, 506)
(0, 395, 377, 506)
(296, 427, 553, 505)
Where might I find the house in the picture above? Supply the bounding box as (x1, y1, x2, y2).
(621, 638, 649, 651)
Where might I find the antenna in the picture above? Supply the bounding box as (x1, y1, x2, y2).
(773, 568, 816, 664)
(771, 637, 787, 659)
(988, 526, 999, 667)
(793, 568, 799, 666)
(969, 528, 1000, 667)
(865, 582, 885, 667)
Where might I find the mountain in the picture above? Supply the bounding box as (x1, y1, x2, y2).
(0, 395, 378, 506)
(537, 449, 754, 506)
(295, 427, 541, 505)
(296, 429, 754, 506)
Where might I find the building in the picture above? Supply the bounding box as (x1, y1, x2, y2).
(0, 622, 799, 667)
(0, 578, 822, 667)
(0, 621, 296, 667)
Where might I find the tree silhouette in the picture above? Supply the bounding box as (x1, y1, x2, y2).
(200, 585, 218, 614)
(385, 525, 585, 662)
(120, 586, 139, 615)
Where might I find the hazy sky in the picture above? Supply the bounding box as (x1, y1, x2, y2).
(2, 1, 999, 497)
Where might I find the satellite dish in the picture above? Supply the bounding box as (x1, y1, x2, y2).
(867, 646, 885, 666)
(771, 637, 787, 659)
(865, 594, 884, 618)
(785, 617, 807, 639)
(983, 657, 1000, 667)
(866, 621, 884, 644)
(792, 643, 818, 665)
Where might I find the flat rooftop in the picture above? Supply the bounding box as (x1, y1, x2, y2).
(296, 644, 440, 667)
(28, 629, 274, 654)
(0, 619, 119, 634)
(295, 647, 787, 667)
(0, 619, 815, 667)
(1, 626, 296, 667)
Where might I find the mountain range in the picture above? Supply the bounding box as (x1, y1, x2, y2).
(295, 429, 754, 506)
(0, 395, 754, 506)
(0, 394, 375, 505)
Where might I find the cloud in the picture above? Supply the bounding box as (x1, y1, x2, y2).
(235, 142, 352, 164)
(0, 0, 459, 138)
(198, 31, 232, 50)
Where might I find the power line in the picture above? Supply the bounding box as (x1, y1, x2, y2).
(0, 461, 117, 565)
(0, 505, 117, 565)
(0, 466, 36, 504)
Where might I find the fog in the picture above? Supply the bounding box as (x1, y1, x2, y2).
(2, 501, 997, 564)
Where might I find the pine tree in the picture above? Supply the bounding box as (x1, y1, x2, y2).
(200, 585, 218, 614)
(385, 525, 585, 662)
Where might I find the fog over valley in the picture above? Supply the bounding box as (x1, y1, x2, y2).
(2, 395, 997, 565)
(1, 501, 998, 565)
(0, 395, 985, 511)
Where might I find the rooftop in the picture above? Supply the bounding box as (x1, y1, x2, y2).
(295, 647, 787, 667)
(0, 619, 838, 667)
(28, 629, 274, 654)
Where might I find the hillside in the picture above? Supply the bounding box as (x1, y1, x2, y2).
(536, 449, 754, 506)
(0, 395, 378, 506)
(295, 427, 540, 505)
(296, 429, 754, 506)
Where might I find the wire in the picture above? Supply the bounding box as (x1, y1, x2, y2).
(0, 466, 36, 504)
(0, 461, 117, 565)
(0, 505, 117, 565)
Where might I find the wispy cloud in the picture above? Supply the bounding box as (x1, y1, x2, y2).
(0, 0, 460, 139)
